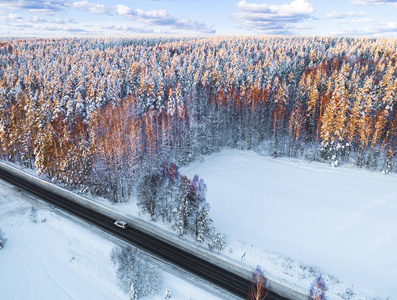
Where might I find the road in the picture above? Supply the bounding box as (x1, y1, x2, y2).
(0, 166, 290, 300)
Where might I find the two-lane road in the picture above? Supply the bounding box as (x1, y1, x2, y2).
(0, 166, 289, 300)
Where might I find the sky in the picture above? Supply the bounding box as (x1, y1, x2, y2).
(1, 0, 397, 38)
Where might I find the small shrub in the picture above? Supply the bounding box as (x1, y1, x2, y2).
(164, 287, 171, 299)
(0, 228, 6, 250)
(30, 206, 38, 223)
(209, 232, 226, 254)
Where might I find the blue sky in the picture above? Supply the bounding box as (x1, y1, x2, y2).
(1, 0, 397, 37)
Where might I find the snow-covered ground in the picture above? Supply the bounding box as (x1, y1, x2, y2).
(0, 179, 221, 300)
(180, 149, 397, 299)
(2, 148, 396, 299)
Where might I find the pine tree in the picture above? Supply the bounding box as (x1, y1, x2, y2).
(128, 283, 138, 300)
(320, 74, 349, 167)
(137, 174, 162, 220)
(172, 175, 191, 237)
(306, 79, 319, 143)
(196, 203, 214, 244)
(382, 146, 394, 174)
(111, 246, 162, 299)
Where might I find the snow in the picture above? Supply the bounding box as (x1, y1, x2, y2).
(0, 179, 221, 300)
(180, 149, 397, 299)
(3, 149, 396, 299)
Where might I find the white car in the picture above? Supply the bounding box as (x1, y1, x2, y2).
(114, 220, 128, 229)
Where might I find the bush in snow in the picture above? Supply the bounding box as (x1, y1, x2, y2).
(164, 287, 171, 299)
(209, 232, 226, 254)
(310, 274, 327, 300)
(321, 141, 347, 167)
(248, 266, 268, 300)
(30, 206, 38, 223)
(111, 246, 162, 299)
(338, 287, 354, 300)
(0, 228, 6, 250)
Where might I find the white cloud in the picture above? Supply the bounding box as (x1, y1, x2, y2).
(233, 0, 314, 34)
(332, 22, 397, 35)
(116, 4, 134, 16)
(102, 24, 154, 33)
(53, 18, 78, 24)
(32, 25, 90, 33)
(0, 13, 78, 25)
(350, 17, 373, 23)
(116, 7, 215, 33)
(0, 0, 215, 34)
(72, 1, 110, 14)
(325, 10, 365, 19)
(136, 8, 168, 19)
(325, 10, 372, 24)
(352, 0, 397, 4)
(0, 0, 71, 15)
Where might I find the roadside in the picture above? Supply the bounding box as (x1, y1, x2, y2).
(0, 178, 223, 300)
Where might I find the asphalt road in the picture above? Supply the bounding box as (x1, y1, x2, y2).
(0, 166, 290, 300)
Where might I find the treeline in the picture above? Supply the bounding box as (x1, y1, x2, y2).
(0, 37, 397, 205)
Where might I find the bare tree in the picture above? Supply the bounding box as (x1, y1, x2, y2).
(248, 266, 268, 300)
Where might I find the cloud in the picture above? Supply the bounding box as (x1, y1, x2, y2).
(29, 16, 48, 23)
(53, 18, 78, 24)
(325, 10, 365, 19)
(102, 24, 154, 33)
(0, 13, 46, 24)
(325, 10, 372, 24)
(332, 22, 397, 35)
(0, 0, 71, 15)
(0, 13, 78, 25)
(347, 17, 373, 23)
(232, 0, 314, 34)
(71, 1, 111, 15)
(0, 0, 215, 34)
(116, 4, 134, 16)
(34, 25, 89, 33)
(116, 6, 215, 33)
(352, 0, 397, 4)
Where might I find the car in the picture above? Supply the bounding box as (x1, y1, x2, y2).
(114, 220, 128, 229)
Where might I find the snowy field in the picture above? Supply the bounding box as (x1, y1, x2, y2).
(0, 179, 221, 300)
(181, 149, 397, 299)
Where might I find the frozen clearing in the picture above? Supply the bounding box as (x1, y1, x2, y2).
(0, 179, 220, 300)
(181, 149, 397, 299)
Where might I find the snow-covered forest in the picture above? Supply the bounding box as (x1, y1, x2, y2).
(1, 36, 396, 203)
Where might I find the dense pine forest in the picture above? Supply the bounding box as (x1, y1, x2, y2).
(1, 36, 396, 205)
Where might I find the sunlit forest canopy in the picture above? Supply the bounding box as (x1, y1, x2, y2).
(0, 37, 396, 202)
